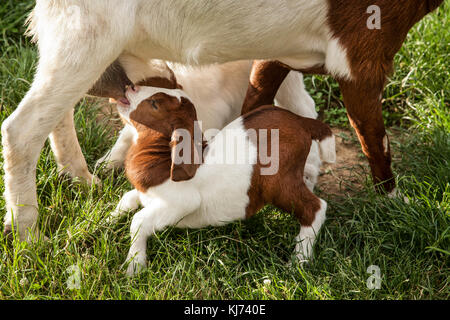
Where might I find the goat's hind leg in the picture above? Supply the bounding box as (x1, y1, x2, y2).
(277, 183, 327, 264)
(294, 196, 327, 264)
(275, 71, 317, 119)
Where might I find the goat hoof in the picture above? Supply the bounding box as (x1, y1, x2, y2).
(387, 188, 410, 204)
(96, 157, 123, 171)
(90, 174, 102, 186)
(72, 173, 102, 187)
(287, 256, 309, 269)
(123, 256, 147, 277)
(3, 225, 13, 242)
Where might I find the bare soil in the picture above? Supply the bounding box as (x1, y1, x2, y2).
(316, 128, 369, 198)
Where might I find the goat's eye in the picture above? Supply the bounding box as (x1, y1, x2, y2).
(150, 100, 158, 110)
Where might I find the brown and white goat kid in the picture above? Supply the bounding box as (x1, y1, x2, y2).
(95, 59, 321, 192)
(112, 85, 336, 276)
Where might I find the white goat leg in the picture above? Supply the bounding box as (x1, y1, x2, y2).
(303, 141, 321, 192)
(275, 72, 317, 119)
(107, 189, 141, 223)
(125, 202, 195, 276)
(2, 41, 122, 241)
(49, 108, 100, 184)
(96, 124, 135, 170)
(125, 183, 201, 276)
(294, 199, 327, 263)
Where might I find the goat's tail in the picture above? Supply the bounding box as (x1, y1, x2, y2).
(301, 118, 336, 164)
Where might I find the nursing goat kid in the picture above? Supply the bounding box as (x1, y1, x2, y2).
(111, 85, 336, 276)
(94, 58, 320, 192)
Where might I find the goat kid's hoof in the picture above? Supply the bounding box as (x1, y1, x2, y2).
(2, 225, 49, 243)
(72, 173, 102, 188)
(96, 155, 123, 172)
(2, 225, 13, 242)
(287, 255, 310, 269)
(105, 213, 121, 225)
(125, 260, 147, 277)
(387, 188, 410, 204)
(123, 253, 147, 277)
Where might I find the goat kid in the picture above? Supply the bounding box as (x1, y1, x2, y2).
(111, 85, 336, 276)
(94, 58, 321, 191)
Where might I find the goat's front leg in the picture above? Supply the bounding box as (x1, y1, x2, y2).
(125, 204, 188, 276)
(2, 45, 121, 241)
(96, 124, 135, 170)
(338, 79, 395, 193)
(49, 108, 100, 184)
(107, 189, 141, 223)
(125, 189, 201, 276)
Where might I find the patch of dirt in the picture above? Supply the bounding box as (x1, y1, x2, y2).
(316, 128, 369, 197)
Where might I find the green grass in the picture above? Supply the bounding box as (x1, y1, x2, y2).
(0, 1, 449, 300)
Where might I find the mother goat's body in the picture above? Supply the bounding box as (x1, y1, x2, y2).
(2, 0, 443, 240)
(27, 1, 349, 75)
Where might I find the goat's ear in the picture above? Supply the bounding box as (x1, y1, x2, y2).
(170, 128, 200, 182)
(136, 61, 180, 89)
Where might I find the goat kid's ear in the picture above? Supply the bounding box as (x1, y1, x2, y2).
(135, 61, 180, 90)
(170, 128, 200, 182)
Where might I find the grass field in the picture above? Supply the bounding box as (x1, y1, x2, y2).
(0, 1, 449, 300)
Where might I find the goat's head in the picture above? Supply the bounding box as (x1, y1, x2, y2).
(118, 86, 202, 181)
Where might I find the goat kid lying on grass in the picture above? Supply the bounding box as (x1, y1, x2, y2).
(111, 85, 336, 276)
